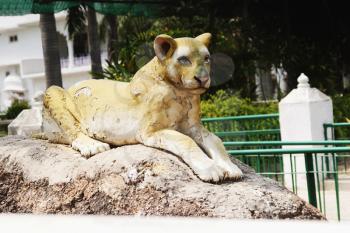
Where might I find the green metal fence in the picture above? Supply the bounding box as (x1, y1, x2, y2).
(226, 142, 350, 221)
(202, 113, 284, 184)
(323, 122, 350, 181)
(324, 122, 350, 141)
(202, 113, 280, 144)
(202, 114, 350, 220)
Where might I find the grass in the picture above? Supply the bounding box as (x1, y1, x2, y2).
(0, 130, 7, 137)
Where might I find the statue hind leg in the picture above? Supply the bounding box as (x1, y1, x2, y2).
(43, 86, 110, 157)
(43, 86, 81, 144)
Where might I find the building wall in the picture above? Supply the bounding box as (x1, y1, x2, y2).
(0, 14, 94, 111)
(0, 25, 43, 66)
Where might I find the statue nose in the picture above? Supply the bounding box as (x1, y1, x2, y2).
(194, 76, 209, 86)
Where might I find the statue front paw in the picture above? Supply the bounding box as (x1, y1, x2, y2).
(191, 159, 242, 182)
(71, 134, 110, 158)
(217, 161, 243, 181)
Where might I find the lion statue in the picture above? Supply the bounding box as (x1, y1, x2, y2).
(42, 33, 243, 182)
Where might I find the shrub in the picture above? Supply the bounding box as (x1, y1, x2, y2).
(201, 90, 350, 140)
(333, 94, 350, 123)
(5, 99, 30, 119)
(94, 60, 133, 82)
(200, 90, 278, 118)
(332, 94, 350, 139)
(200, 90, 280, 143)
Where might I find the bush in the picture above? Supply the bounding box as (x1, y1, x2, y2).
(200, 90, 280, 144)
(201, 90, 350, 140)
(332, 94, 350, 139)
(94, 60, 133, 82)
(333, 94, 350, 123)
(5, 99, 30, 119)
(200, 90, 278, 118)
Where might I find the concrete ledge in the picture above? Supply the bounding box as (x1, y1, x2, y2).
(1, 215, 348, 233)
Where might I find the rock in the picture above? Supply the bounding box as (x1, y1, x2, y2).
(7, 91, 44, 137)
(0, 136, 324, 219)
(7, 108, 42, 137)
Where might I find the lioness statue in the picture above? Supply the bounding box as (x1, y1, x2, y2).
(43, 33, 243, 182)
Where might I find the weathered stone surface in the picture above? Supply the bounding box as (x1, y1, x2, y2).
(0, 136, 324, 219)
(7, 108, 42, 137)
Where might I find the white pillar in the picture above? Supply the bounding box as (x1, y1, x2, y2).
(67, 39, 74, 68)
(23, 78, 34, 106)
(279, 73, 333, 202)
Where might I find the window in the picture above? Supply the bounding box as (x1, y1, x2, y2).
(9, 35, 18, 43)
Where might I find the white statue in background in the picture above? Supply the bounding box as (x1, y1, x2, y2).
(2, 73, 26, 109)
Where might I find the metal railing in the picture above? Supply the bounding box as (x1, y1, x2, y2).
(202, 113, 280, 143)
(202, 114, 350, 220)
(223, 140, 350, 221)
(60, 51, 108, 68)
(323, 122, 350, 180)
(324, 122, 350, 141)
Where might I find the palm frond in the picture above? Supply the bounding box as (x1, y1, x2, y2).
(66, 5, 87, 40)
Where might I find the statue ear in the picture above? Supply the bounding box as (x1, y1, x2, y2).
(154, 34, 177, 61)
(195, 33, 212, 47)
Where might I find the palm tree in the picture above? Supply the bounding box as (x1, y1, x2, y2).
(66, 5, 86, 40)
(39, 13, 63, 87)
(86, 7, 103, 78)
(66, 6, 103, 79)
(105, 15, 118, 65)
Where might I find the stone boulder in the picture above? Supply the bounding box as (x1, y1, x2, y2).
(0, 136, 324, 219)
(7, 108, 42, 137)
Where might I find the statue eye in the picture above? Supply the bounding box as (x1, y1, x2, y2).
(204, 55, 210, 64)
(177, 56, 191, 66)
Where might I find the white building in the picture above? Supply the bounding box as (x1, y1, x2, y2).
(0, 12, 107, 111)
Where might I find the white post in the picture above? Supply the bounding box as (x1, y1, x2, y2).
(279, 73, 333, 203)
(67, 39, 74, 69)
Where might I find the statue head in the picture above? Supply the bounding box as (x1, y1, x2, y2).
(154, 33, 212, 94)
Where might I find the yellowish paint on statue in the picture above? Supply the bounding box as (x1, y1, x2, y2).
(42, 33, 243, 182)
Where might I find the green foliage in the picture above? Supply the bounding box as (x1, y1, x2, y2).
(332, 94, 350, 139)
(333, 94, 350, 123)
(201, 90, 280, 145)
(113, 15, 265, 98)
(5, 99, 30, 120)
(200, 89, 350, 123)
(116, 16, 155, 75)
(200, 90, 278, 118)
(200, 91, 350, 140)
(63, 1, 350, 99)
(94, 60, 132, 82)
(66, 5, 86, 40)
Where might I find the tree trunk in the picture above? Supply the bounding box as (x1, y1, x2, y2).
(106, 15, 118, 65)
(87, 7, 103, 78)
(40, 13, 63, 88)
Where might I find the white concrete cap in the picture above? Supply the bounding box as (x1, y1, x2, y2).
(297, 73, 310, 88)
(280, 73, 331, 104)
